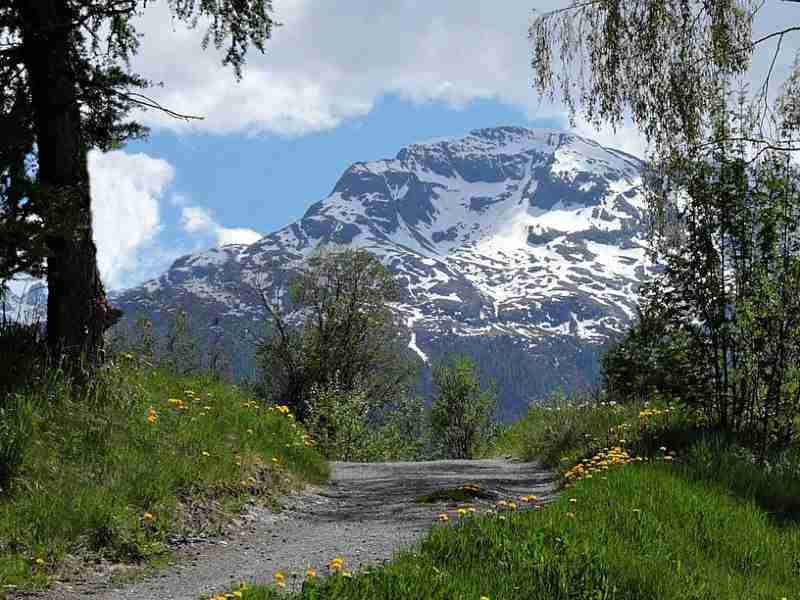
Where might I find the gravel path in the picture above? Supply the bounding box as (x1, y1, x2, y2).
(24, 459, 556, 600)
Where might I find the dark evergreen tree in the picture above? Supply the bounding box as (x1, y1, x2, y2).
(0, 0, 277, 369)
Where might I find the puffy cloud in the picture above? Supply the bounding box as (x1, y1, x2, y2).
(88, 150, 174, 290)
(180, 205, 262, 246)
(124, 0, 798, 152)
(125, 1, 562, 136)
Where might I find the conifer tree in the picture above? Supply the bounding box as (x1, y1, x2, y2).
(0, 0, 277, 368)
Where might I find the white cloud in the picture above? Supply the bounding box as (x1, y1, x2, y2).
(123, 1, 799, 153)
(180, 205, 262, 246)
(88, 150, 174, 290)
(86, 151, 261, 291)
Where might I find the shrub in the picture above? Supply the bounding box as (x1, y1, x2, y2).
(255, 248, 416, 423)
(362, 394, 431, 461)
(429, 354, 497, 459)
(304, 378, 372, 461)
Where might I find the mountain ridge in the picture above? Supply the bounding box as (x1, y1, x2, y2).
(108, 126, 654, 417)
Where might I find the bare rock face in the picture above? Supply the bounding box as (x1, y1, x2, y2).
(111, 126, 656, 419)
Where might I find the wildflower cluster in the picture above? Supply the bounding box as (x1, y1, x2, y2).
(266, 555, 349, 593)
(435, 489, 542, 523)
(564, 446, 644, 482)
(495, 499, 518, 510)
(268, 404, 316, 448)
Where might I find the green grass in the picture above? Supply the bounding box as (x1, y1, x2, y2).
(493, 395, 688, 469)
(218, 398, 800, 600)
(221, 460, 800, 600)
(0, 358, 328, 594)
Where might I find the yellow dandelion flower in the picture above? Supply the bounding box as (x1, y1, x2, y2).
(143, 512, 154, 520)
(274, 570, 286, 587)
(342, 571, 352, 578)
(438, 512, 449, 522)
(232, 592, 243, 598)
(202, 451, 210, 457)
(569, 498, 577, 504)
(306, 567, 317, 578)
(35, 558, 45, 565)
(456, 508, 467, 518)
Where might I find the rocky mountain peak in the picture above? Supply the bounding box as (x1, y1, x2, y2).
(111, 126, 656, 418)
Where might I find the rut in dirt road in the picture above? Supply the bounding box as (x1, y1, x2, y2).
(31, 459, 557, 600)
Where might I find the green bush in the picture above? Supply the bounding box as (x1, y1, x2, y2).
(429, 354, 497, 459)
(304, 382, 432, 462)
(305, 379, 373, 461)
(361, 395, 431, 461)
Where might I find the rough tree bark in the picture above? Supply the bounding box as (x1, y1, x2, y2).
(18, 0, 117, 367)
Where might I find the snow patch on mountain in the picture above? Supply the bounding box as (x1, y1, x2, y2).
(111, 126, 656, 413)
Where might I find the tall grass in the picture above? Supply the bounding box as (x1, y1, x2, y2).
(0, 357, 328, 592)
(493, 392, 687, 468)
(225, 395, 800, 600)
(224, 461, 800, 600)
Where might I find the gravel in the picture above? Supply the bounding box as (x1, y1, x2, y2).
(18, 458, 556, 600)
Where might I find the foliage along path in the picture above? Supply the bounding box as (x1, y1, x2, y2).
(33, 459, 556, 600)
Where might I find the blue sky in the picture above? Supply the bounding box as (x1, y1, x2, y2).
(125, 95, 561, 245)
(72, 0, 797, 292)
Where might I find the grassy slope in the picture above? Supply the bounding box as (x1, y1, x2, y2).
(0, 360, 328, 593)
(227, 400, 800, 600)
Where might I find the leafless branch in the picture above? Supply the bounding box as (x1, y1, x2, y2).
(113, 90, 204, 121)
(531, 0, 603, 21)
(759, 32, 784, 131)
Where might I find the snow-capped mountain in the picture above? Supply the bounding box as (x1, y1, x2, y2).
(112, 126, 656, 418)
(1, 282, 47, 324)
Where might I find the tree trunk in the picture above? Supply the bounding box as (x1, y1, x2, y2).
(18, 0, 111, 367)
